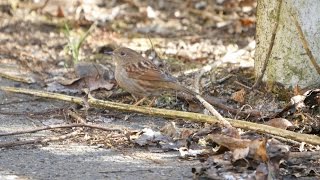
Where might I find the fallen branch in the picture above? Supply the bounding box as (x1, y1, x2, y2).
(203, 94, 262, 118)
(196, 95, 232, 128)
(0, 130, 81, 148)
(0, 86, 320, 145)
(193, 64, 232, 128)
(0, 123, 122, 137)
(67, 109, 87, 123)
(0, 72, 34, 84)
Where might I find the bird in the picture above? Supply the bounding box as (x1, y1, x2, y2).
(109, 47, 196, 106)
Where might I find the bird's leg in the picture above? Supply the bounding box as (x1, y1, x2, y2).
(133, 97, 147, 106)
(147, 97, 156, 107)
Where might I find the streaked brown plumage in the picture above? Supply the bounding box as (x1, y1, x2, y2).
(111, 47, 195, 105)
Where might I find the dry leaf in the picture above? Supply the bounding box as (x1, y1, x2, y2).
(255, 163, 268, 180)
(207, 134, 250, 151)
(161, 122, 195, 140)
(161, 122, 180, 139)
(56, 6, 64, 18)
(231, 88, 246, 104)
(264, 118, 294, 130)
(249, 138, 268, 162)
(303, 89, 320, 109)
(240, 17, 255, 26)
(233, 147, 250, 161)
(50, 63, 115, 92)
(293, 84, 302, 96)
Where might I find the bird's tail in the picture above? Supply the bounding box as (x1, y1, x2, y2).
(177, 84, 198, 96)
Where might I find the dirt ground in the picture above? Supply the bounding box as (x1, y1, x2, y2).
(0, 0, 319, 179)
(0, 78, 201, 180)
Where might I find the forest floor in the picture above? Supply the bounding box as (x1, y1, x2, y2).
(0, 0, 319, 179)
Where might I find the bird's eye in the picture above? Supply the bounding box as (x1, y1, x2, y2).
(120, 51, 126, 56)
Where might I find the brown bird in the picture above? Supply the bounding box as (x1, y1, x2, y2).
(109, 47, 196, 106)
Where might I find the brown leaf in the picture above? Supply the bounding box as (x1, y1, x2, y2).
(207, 134, 268, 162)
(56, 6, 64, 18)
(264, 118, 294, 130)
(161, 122, 180, 139)
(207, 134, 251, 151)
(64, 63, 115, 91)
(231, 88, 246, 104)
(57, 77, 81, 85)
(57, 76, 114, 91)
(293, 84, 302, 96)
(249, 138, 268, 162)
(161, 122, 195, 140)
(232, 147, 250, 161)
(240, 18, 255, 27)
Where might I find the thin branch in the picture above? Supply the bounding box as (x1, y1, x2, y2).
(291, 14, 320, 75)
(203, 95, 262, 118)
(193, 64, 232, 128)
(252, 0, 283, 89)
(67, 109, 87, 123)
(0, 72, 34, 84)
(0, 130, 81, 148)
(195, 95, 232, 128)
(0, 86, 320, 145)
(289, 151, 320, 159)
(0, 123, 122, 137)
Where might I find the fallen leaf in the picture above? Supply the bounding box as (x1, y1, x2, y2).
(207, 134, 250, 151)
(250, 138, 268, 162)
(231, 88, 246, 104)
(161, 122, 195, 140)
(293, 84, 302, 96)
(255, 163, 268, 180)
(303, 89, 320, 109)
(264, 118, 294, 130)
(56, 6, 64, 18)
(48, 63, 115, 93)
(131, 128, 168, 146)
(232, 147, 250, 161)
(179, 147, 206, 158)
(240, 17, 255, 26)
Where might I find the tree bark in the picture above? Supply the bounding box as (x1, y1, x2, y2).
(255, 0, 320, 89)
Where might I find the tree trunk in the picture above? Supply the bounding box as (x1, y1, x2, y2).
(255, 0, 320, 89)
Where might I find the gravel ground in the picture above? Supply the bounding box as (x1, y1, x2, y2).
(0, 78, 199, 180)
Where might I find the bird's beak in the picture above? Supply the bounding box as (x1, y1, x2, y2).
(104, 50, 114, 55)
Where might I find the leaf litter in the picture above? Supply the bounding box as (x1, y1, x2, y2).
(0, 0, 319, 179)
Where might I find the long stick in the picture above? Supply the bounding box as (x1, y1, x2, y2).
(1, 86, 320, 145)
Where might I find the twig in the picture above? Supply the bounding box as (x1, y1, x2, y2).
(0, 86, 320, 145)
(291, 13, 320, 75)
(0, 123, 122, 137)
(289, 151, 320, 159)
(216, 74, 234, 84)
(203, 95, 262, 118)
(235, 81, 263, 95)
(0, 98, 42, 106)
(252, 0, 283, 89)
(0, 130, 81, 148)
(193, 64, 232, 128)
(67, 109, 87, 123)
(194, 65, 213, 94)
(195, 95, 232, 128)
(267, 134, 301, 145)
(0, 108, 64, 117)
(0, 72, 35, 84)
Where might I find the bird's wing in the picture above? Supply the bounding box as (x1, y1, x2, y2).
(125, 60, 176, 82)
